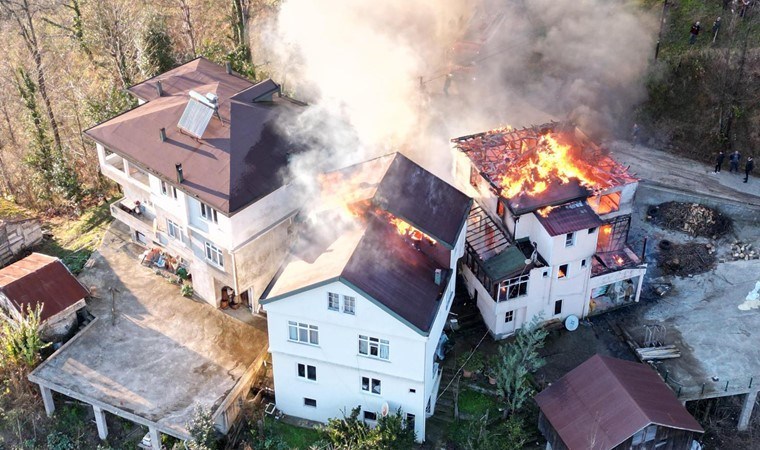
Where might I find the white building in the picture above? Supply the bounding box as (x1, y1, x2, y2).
(261, 153, 471, 441)
(451, 123, 647, 339)
(85, 58, 303, 308)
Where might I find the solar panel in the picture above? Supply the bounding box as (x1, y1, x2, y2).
(178, 91, 216, 138)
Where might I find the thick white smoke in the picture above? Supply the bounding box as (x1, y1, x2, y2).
(264, 0, 656, 187)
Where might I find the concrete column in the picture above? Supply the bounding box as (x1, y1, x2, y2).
(634, 274, 644, 302)
(40, 385, 55, 417)
(148, 426, 161, 450)
(738, 390, 758, 431)
(93, 406, 108, 440)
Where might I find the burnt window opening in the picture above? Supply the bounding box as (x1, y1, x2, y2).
(469, 165, 479, 188)
(558, 264, 568, 279)
(495, 274, 529, 302)
(596, 192, 621, 215)
(497, 200, 505, 217)
(596, 216, 631, 253)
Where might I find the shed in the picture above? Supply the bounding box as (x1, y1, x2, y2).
(0, 253, 89, 341)
(535, 354, 703, 450)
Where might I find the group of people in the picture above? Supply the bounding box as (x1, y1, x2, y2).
(714, 150, 755, 183)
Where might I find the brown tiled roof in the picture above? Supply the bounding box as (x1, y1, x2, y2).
(535, 355, 703, 450)
(535, 201, 604, 236)
(0, 253, 89, 322)
(86, 58, 302, 214)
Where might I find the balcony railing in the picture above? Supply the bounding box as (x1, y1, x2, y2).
(110, 198, 154, 233)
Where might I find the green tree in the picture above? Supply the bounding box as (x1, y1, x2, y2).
(139, 12, 176, 78)
(186, 404, 217, 450)
(0, 303, 49, 368)
(495, 315, 548, 418)
(320, 406, 415, 449)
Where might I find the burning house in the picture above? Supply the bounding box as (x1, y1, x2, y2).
(451, 122, 646, 338)
(261, 153, 471, 441)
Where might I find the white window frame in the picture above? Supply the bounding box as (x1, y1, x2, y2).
(204, 241, 224, 268)
(304, 398, 317, 408)
(361, 376, 382, 395)
(343, 295, 355, 314)
(505, 310, 514, 323)
(565, 232, 575, 247)
(167, 219, 180, 240)
(359, 335, 389, 360)
(297, 363, 317, 381)
(289, 321, 319, 345)
(327, 292, 340, 311)
(497, 274, 529, 302)
(200, 201, 219, 224)
(160, 181, 178, 199)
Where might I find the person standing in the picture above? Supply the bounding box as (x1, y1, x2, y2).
(714, 151, 725, 173)
(712, 17, 722, 43)
(745, 156, 755, 183)
(689, 21, 701, 44)
(631, 123, 640, 147)
(729, 150, 742, 173)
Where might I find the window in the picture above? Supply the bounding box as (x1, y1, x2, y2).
(304, 398, 317, 407)
(558, 264, 568, 278)
(363, 411, 377, 421)
(288, 321, 319, 345)
(205, 242, 224, 268)
(328, 292, 340, 311)
(554, 299, 563, 315)
(581, 259, 587, 268)
(359, 335, 389, 360)
(297, 363, 317, 381)
(588, 227, 597, 234)
(496, 274, 529, 301)
(167, 219, 180, 239)
(565, 232, 575, 247)
(406, 413, 416, 429)
(343, 295, 355, 314)
(160, 181, 178, 199)
(505, 311, 514, 323)
(542, 270, 549, 278)
(469, 166, 479, 188)
(409, 388, 416, 393)
(200, 201, 219, 224)
(361, 377, 382, 395)
(496, 200, 505, 217)
(631, 425, 657, 445)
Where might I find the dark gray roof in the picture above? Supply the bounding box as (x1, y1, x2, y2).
(535, 201, 604, 236)
(86, 58, 302, 214)
(535, 355, 703, 450)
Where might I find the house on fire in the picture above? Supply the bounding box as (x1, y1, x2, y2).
(261, 153, 471, 441)
(535, 354, 703, 450)
(451, 122, 647, 338)
(85, 57, 303, 309)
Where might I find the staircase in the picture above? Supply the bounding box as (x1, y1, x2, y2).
(425, 368, 459, 444)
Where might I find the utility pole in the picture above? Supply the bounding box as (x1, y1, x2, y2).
(655, 0, 669, 60)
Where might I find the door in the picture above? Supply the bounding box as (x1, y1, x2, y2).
(135, 230, 147, 245)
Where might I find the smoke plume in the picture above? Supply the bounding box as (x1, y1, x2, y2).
(264, 0, 656, 189)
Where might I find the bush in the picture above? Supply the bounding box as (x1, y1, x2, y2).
(46, 431, 76, 450)
(181, 284, 194, 298)
(319, 406, 415, 449)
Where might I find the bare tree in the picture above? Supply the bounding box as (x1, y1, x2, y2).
(177, 0, 196, 57)
(91, 0, 137, 87)
(0, 0, 64, 153)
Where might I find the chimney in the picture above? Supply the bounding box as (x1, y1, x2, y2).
(434, 269, 442, 285)
(225, 62, 232, 75)
(156, 80, 163, 97)
(159, 128, 166, 142)
(175, 163, 184, 183)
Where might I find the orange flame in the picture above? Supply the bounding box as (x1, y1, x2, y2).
(537, 205, 556, 217)
(614, 255, 624, 265)
(500, 134, 599, 199)
(385, 213, 437, 244)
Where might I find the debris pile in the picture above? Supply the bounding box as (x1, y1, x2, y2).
(648, 202, 732, 238)
(657, 241, 716, 276)
(728, 241, 759, 261)
(636, 345, 681, 361)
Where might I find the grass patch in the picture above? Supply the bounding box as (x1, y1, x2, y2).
(36, 199, 115, 274)
(0, 199, 33, 221)
(268, 419, 322, 449)
(458, 388, 500, 418)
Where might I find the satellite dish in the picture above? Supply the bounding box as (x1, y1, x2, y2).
(565, 315, 579, 331)
(524, 259, 532, 266)
(380, 402, 390, 417)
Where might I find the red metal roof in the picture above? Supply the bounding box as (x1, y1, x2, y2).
(0, 253, 89, 322)
(535, 355, 703, 450)
(535, 201, 604, 236)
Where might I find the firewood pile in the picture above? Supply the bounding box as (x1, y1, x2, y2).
(657, 241, 716, 276)
(636, 345, 681, 361)
(727, 241, 759, 261)
(648, 202, 733, 238)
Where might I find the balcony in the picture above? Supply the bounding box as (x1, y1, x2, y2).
(101, 152, 150, 190)
(110, 198, 155, 235)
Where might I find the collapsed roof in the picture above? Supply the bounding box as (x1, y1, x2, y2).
(453, 122, 637, 215)
(535, 354, 703, 450)
(0, 253, 89, 322)
(263, 153, 472, 335)
(85, 57, 303, 215)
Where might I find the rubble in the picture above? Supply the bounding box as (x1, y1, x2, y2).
(657, 241, 716, 276)
(647, 202, 733, 238)
(728, 241, 759, 262)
